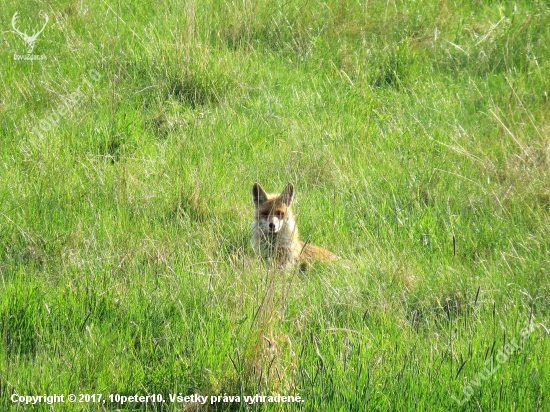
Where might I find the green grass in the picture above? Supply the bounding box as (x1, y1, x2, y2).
(1, 0, 549, 410)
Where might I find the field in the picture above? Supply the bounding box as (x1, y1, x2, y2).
(1, 0, 550, 411)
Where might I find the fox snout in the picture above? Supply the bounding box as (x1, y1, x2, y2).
(259, 215, 284, 233)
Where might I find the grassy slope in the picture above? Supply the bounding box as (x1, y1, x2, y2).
(1, 0, 549, 411)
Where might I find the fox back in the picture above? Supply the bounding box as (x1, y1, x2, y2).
(251, 182, 337, 269)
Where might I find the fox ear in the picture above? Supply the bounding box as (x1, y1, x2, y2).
(281, 182, 294, 205)
(252, 182, 268, 205)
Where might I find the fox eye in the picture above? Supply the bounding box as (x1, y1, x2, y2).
(274, 211, 284, 218)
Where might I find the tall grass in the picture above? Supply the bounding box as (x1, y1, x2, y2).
(1, 0, 549, 410)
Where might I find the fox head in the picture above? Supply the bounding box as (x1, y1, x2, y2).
(252, 182, 294, 234)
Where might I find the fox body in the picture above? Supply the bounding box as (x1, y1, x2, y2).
(251, 182, 337, 269)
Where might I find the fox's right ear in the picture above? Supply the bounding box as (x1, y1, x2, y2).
(281, 182, 294, 205)
(252, 182, 268, 205)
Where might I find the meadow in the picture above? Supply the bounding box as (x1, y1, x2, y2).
(1, 0, 549, 410)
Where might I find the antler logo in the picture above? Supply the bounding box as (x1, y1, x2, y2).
(11, 11, 49, 54)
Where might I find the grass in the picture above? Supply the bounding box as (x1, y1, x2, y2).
(1, 0, 549, 410)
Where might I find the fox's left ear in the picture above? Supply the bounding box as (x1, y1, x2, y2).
(252, 182, 268, 205)
(281, 182, 294, 205)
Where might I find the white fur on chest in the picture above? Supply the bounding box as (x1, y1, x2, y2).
(251, 216, 301, 265)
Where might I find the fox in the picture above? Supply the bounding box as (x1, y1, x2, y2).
(251, 182, 338, 270)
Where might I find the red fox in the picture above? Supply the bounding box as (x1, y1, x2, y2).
(251, 182, 337, 270)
